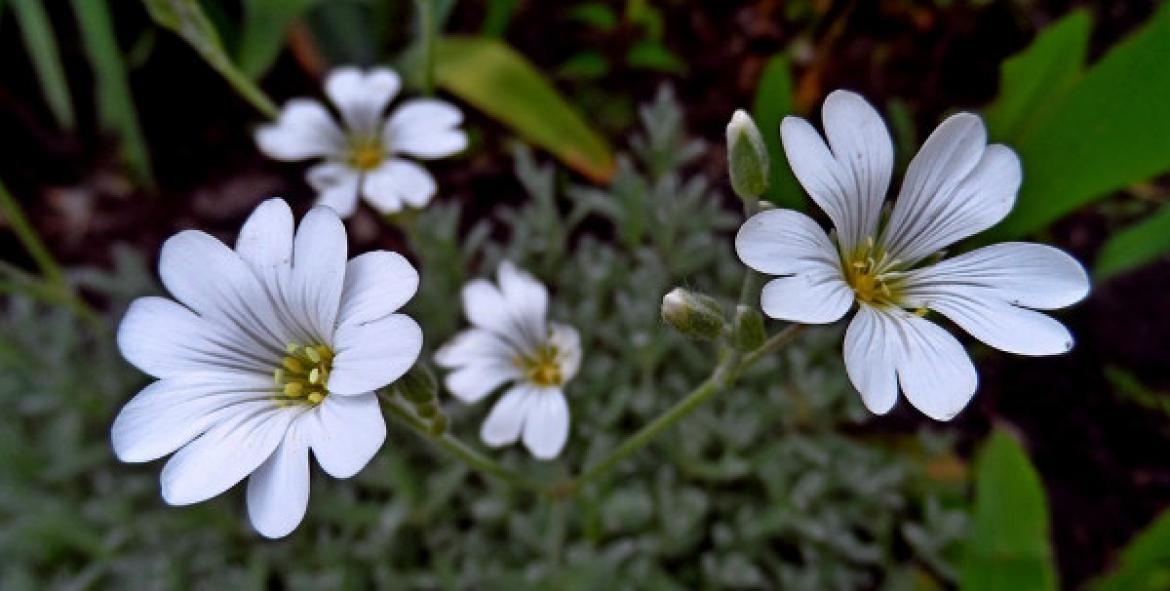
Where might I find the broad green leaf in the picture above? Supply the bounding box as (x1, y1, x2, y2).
(236, 0, 318, 79)
(568, 2, 617, 31)
(988, 3, 1170, 240)
(141, 0, 277, 117)
(10, 0, 74, 129)
(434, 36, 615, 182)
(751, 53, 803, 210)
(1095, 206, 1170, 281)
(71, 0, 153, 183)
(1091, 509, 1170, 591)
(985, 10, 1090, 142)
(959, 429, 1057, 591)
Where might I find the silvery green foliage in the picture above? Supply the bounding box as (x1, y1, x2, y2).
(0, 89, 968, 590)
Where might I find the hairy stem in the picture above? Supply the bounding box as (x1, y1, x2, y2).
(378, 391, 542, 491)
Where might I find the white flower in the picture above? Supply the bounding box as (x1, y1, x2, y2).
(735, 90, 1090, 421)
(111, 198, 423, 538)
(434, 262, 581, 459)
(255, 66, 467, 218)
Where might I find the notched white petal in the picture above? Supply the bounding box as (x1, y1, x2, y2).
(337, 251, 419, 328)
(255, 99, 345, 161)
(246, 430, 310, 539)
(735, 209, 840, 277)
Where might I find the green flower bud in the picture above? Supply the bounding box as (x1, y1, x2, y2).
(726, 109, 769, 200)
(396, 364, 437, 404)
(732, 305, 766, 351)
(662, 287, 726, 341)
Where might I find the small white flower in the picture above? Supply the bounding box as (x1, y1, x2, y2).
(256, 66, 467, 218)
(735, 90, 1090, 421)
(112, 198, 423, 538)
(434, 262, 581, 460)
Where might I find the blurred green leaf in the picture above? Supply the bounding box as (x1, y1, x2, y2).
(558, 51, 609, 80)
(71, 0, 153, 184)
(141, 0, 277, 117)
(960, 429, 1057, 591)
(481, 0, 519, 37)
(1095, 205, 1170, 281)
(985, 10, 1090, 142)
(626, 40, 685, 74)
(435, 36, 615, 182)
(10, 0, 74, 129)
(1091, 508, 1170, 591)
(569, 2, 617, 31)
(751, 53, 804, 210)
(236, 0, 318, 79)
(988, 3, 1170, 239)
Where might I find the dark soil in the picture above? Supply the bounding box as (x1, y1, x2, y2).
(0, 0, 1166, 587)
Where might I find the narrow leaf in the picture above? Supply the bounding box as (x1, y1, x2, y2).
(1095, 205, 1170, 281)
(751, 54, 803, 210)
(434, 36, 615, 183)
(141, 0, 277, 117)
(236, 0, 318, 79)
(72, 0, 153, 183)
(1091, 509, 1170, 591)
(985, 10, 1091, 142)
(960, 429, 1057, 591)
(10, 0, 74, 129)
(988, 4, 1170, 239)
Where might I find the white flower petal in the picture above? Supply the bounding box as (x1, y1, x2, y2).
(521, 388, 569, 460)
(246, 428, 310, 539)
(362, 159, 437, 213)
(922, 294, 1074, 356)
(307, 162, 362, 218)
(236, 198, 294, 271)
(461, 278, 515, 338)
(302, 392, 387, 479)
(325, 67, 401, 133)
(481, 384, 534, 447)
(385, 99, 467, 159)
(443, 361, 520, 404)
(735, 209, 840, 276)
(881, 113, 990, 263)
(159, 403, 294, 506)
(117, 296, 275, 378)
(779, 91, 893, 252)
(337, 251, 419, 329)
(893, 311, 979, 421)
(759, 272, 853, 324)
(434, 328, 517, 368)
(902, 242, 1089, 310)
(255, 99, 345, 161)
(289, 206, 348, 342)
(497, 261, 549, 347)
(328, 314, 422, 395)
(159, 230, 294, 352)
(843, 306, 898, 415)
(549, 322, 582, 383)
(111, 373, 273, 463)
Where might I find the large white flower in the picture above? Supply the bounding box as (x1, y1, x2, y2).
(434, 262, 581, 459)
(735, 90, 1089, 421)
(111, 198, 423, 538)
(256, 66, 467, 218)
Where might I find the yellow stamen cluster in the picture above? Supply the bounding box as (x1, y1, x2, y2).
(347, 137, 384, 171)
(274, 343, 333, 406)
(843, 237, 903, 307)
(515, 345, 563, 388)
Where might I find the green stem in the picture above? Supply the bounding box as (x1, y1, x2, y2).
(416, 0, 436, 96)
(378, 391, 541, 490)
(0, 179, 64, 284)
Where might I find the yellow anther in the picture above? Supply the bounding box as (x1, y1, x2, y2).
(307, 392, 325, 404)
(273, 342, 334, 406)
(309, 368, 320, 384)
(304, 346, 321, 363)
(914, 307, 929, 317)
(284, 382, 304, 397)
(285, 343, 300, 354)
(282, 357, 304, 373)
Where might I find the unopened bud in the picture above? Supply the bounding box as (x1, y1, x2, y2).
(396, 364, 437, 404)
(662, 287, 726, 341)
(726, 109, 769, 200)
(733, 305, 766, 351)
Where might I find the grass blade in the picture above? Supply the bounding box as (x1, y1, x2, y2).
(10, 0, 75, 129)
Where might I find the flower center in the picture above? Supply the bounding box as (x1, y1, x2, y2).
(274, 343, 333, 406)
(843, 238, 903, 307)
(347, 137, 384, 171)
(515, 345, 563, 388)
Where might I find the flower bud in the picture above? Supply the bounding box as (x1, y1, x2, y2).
(396, 364, 437, 404)
(662, 287, 726, 341)
(726, 109, 769, 200)
(732, 305, 766, 351)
